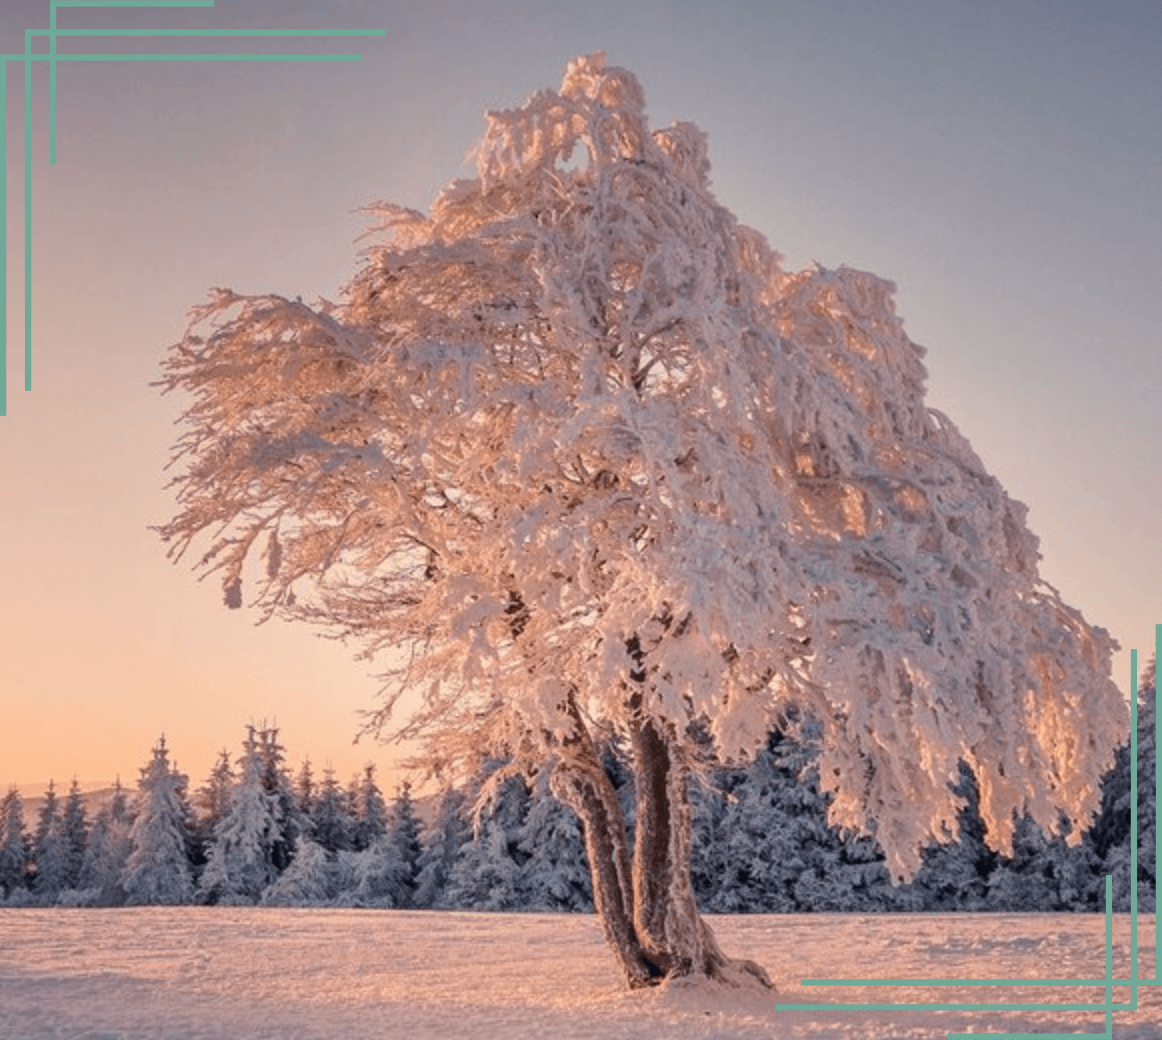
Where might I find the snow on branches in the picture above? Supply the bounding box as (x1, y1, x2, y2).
(158, 52, 1125, 883)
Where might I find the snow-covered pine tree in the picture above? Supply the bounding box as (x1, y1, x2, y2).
(32, 781, 70, 901)
(351, 764, 389, 852)
(689, 765, 733, 912)
(704, 727, 826, 913)
(262, 838, 334, 906)
(906, 761, 997, 912)
(60, 778, 89, 893)
(310, 766, 355, 854)
(79, 778, 133, 905)
(518, 766, 593, 911)
(257, 725, 299, 873)
(0, 787, 31, 900)
(1087, 655, 1157, 912)
(194, 749, 235, 865)
(121, 736, 195, 905)
(340, 779, 420, 908)
(295, 758, 316, 819)
(985, 813, 1084, 912)
(384, 780, 422, 905)
(199, 726, 283, 904)
(444, 764, 529, 911)
(414, 784, 471, 909)
(158, 53, 1127, 987)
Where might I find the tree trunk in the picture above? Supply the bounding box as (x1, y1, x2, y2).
(553, 690, 770, 989)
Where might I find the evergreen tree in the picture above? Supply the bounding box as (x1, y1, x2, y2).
(444, 764, 529, 910)
(262, 838, 333, 906)
(385, 780, 422, 907)
(258, 725, 299, 873)
(907, 761, 998, 912)
(351, 764, 389, 852)
(32, 781, 70, 901)
(310, 766, 354, 854)
(689, 752, 739, 911)
(295, 757, 316, 819)
(704, 731, 816, 913)
(193, 748, 234, 865)
(199, 726, 283, 904)
(414, 784, 470, 909)
(121, 736, 195, 905)
(518, 768, 592, 911)
(0, 787, 31, 899)
(60, 778, 89, 892)
(345, 838, 410, 907)
(1088, 657, 1157, 912)
(986, 814, 1090, 912)
(79, 778, 133, 904)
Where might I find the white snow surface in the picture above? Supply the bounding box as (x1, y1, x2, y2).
(1, 909, 1158, 1039)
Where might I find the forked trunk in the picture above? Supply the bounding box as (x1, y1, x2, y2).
(553, 692, 770, 989)
(552, 694, 664, 987)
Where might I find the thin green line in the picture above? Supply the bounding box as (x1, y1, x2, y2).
(31, 28, 386, 36)
(803, 978, 1159, 988)
(52, 2, 217, 8)
(49, 6, 57, 165)
(1131, 649, 1140, 1009)
(1, 61, 6, 416)
(784, 1002, 1125, 1012)
(1, 53, 363, 61)
(23, 41, 32, 392)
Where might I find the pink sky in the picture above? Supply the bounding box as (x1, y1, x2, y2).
(1, 0, 1159, 795)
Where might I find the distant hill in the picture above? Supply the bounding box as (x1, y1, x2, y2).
(11, 782, 121, 823)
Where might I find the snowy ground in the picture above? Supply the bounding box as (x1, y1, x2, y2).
(0, 909, 1159, 1039)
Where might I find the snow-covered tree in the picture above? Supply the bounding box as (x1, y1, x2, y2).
(199, 726, 284, 904)
(295, 757, 316, 818)
(985, 813, 1088, 912)
(444, 765, 529, 911)
(414, 784, 471, 909)
(121, 737, 195, 905)
(32, 781, 70, 900)
(0, 787, 31, 899)
(1087, 655, 1157, 912)
(518, 767, 593, 911)
(194, 749, 235, 858)
(338, 780, 422, 908)
(257, 725, 300, 873)
(60, 779, 89, 892)
(157, 53, 1127, 986)
(79, 778, 133, 904)
(906, 761, 997, 912)
(384, 780, 422, 904)
(351, 764, 390, 852)
(310, 766, 355, 854)
(262, 837, 334, 906)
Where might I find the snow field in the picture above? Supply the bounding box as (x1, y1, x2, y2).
(1, 909, 1159, 1040)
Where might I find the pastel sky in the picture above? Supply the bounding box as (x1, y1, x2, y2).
(1, 0, 1159, 796)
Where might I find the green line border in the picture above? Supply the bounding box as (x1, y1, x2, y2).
(777, 622, 1161, 1039)
(0, 0, 385, 416)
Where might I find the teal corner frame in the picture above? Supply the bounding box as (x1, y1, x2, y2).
(777, 623, 1161, 1039)
(0, 0, 385, 416)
